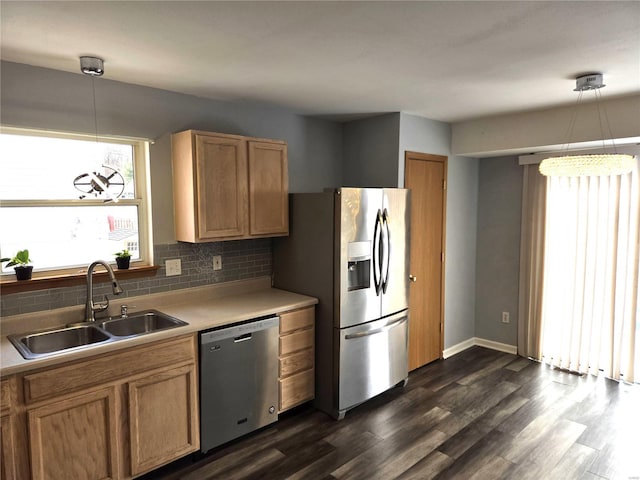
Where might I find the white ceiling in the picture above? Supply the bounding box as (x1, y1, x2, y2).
(1, 1, 639, 123)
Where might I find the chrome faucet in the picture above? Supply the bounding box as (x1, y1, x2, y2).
(85, 260, 124, 322)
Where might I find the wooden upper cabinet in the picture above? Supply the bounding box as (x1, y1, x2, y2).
(196, 135, 248, 239)
(248, 141, 288, 236)
(172, 130, 289, 242)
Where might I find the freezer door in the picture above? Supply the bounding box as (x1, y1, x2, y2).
(337, 188, 384, 328)
(337, 310, 409, 416)
(381, 189, 411, 317)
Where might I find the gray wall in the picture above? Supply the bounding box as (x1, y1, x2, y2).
(330, 110, 481, 350)
(398, 113, 479, 350)
(0, 61, 343, 313)
(342, 113, 400, 187)
(1, 61, 344, 244)
(474, 156, 522, 346)
(442, 157, 479, 348)
(1, 62, 483, 355)
(399, 113, 452, 187)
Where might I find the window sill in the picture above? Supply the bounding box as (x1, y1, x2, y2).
(0, 265, 160, 295)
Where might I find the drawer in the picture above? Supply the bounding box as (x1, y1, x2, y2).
(279, 348, 314, 378)
(1, 376, 16, 416)
(279, 307, 314, 335)
(23, 335, 196, 404)
(279, 327, 313, 356)
(279, 368, 314, 412)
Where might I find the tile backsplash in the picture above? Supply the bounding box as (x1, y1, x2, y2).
(0, 239, 272, 317)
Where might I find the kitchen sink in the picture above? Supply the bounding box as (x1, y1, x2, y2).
(8, 310, 188, 360)
(98, 310, 187, 337)
(9, 324, 113, 360)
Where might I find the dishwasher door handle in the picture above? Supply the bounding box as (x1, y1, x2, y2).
(233, 333, 253, 343)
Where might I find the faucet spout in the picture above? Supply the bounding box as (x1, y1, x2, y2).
(85, 260, 123, 322)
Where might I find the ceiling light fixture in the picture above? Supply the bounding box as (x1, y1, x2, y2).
(80, 56, 104, 77)
(73, 56, 124, 202)
(539, 73, 634, 177)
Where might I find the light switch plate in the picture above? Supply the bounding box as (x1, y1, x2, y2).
(213, 255, 222, 271)
(166, 259, 182, 276)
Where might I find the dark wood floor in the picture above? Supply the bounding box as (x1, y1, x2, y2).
(145, 347, 639, 480)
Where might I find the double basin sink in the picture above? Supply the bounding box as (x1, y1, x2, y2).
(9, 310, 188, 360)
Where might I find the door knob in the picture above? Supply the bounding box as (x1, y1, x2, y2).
(409, 275, 417, 282)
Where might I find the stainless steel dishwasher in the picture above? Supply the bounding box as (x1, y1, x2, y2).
(199, 315, 279, 453)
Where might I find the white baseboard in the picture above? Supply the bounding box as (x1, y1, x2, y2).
(442, 338, 476, 359)
(443, 337, 517, 359)
(474, 337, 518, 355)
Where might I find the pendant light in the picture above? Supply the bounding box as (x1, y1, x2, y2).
(73, 56, 124, 201)
(539, 74, 635, 177)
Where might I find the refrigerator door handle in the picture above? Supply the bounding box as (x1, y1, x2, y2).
(381, 208, 391, 294)
(373, 209, 383, 295)
(344, 316, 407, 339)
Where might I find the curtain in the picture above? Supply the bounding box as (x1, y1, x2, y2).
(538, 159, 639, 382)
(518, 164, 547, 359)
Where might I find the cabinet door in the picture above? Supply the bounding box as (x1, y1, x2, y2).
(128, 364, 199, 477)
(28, 386, 119, 480)
(248, 141, 288, 236)
(1, 415, 16, 480)
(196, 134, 248, 239)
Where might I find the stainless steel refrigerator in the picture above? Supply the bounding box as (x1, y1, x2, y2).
(273, 187, 410, 419)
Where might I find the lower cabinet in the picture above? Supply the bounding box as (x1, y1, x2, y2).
(128, 364, 198, 476)
(28, 386, 119, 480)
(278, 307, 315, 412)
(1, 414, 17, 480)
(4, 306, 317, 479)
(8, 334, 199, 480)
(1, 376, 20, 480)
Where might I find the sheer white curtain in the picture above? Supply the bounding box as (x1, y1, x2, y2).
(539, 158, 639, 382)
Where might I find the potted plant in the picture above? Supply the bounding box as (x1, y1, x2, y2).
(1, 249, 34, 280)
(114, 249, 131, 270)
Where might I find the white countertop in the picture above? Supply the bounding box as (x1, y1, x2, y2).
(0, 277, 317, 376)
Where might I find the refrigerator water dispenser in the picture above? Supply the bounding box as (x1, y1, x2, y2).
(347, 241, 371, 291)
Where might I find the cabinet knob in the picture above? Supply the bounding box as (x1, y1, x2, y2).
(409, 275, 417, 283)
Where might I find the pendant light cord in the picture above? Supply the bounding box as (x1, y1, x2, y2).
(594, 88, 619, 154)
(562, 90, 583, 154)
(92, 76, 99, 144)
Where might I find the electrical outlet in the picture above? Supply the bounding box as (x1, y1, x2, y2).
(165, 259, 182, 276)
(501, 311, 510, 324)
(213, 255, 222, 271)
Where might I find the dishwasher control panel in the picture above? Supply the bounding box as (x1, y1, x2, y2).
(200, 316, 279, 344)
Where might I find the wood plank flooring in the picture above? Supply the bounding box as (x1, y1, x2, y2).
(142, 347, 640, 480)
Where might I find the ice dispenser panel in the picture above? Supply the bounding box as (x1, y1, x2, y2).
(347, 241, 371, 291)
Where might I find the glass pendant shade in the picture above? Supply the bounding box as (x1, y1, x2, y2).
(539, 153, 635, 177)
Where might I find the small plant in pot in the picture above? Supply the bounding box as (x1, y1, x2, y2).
(114, 249, 131, 270)
(1, 249, 34, 280)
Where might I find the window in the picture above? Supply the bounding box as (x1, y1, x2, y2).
(0, 128, 152, 275)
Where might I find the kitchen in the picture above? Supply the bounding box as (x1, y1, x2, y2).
(1, 1, 640, 479)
